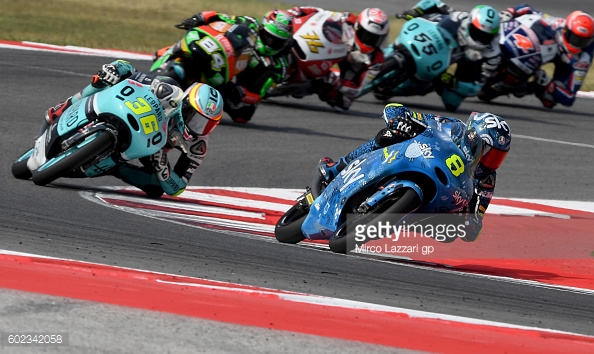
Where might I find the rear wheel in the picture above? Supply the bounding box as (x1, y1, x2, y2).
(11, 148, 34, 180)
(477, 88, 499, 102)
(31, 131, 113, 186)
(275, 203, 308, 244)
(372, 53, 410, 96)
(329, 188, 421, 254)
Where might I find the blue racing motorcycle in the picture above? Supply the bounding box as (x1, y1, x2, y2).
(275, 117, 479, 253)
(12, 79, 169, 186)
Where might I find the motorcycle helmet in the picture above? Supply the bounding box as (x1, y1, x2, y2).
(355, 8, 390, 53)
(451, 122, 485, 175)
(465, 112, 511, 170)
(174, 83, 224, 139)
(560, 11, 594, 54)
(458, 5, 500, 51)
(256, 10, 293, 56)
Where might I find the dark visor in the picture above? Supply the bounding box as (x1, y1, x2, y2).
(564, 28, 594, 49)
(260, 28, 287, 51)
(182, 98, 217, 136)
(469, 22, 496, 45)
(356, 26, 385, 48)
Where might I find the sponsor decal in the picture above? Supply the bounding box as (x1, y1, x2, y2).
(445, 154, 465, 177)
(190, 140, 207, 155)
(480, 133, 493, 145)
(300, 32, 325, 53)
(484, 115, 510, 132)
(512, 33, 534, 53)
(339, 159, 366, 191)
(405, 140, 434, 160)
(452, 190, 468, 208)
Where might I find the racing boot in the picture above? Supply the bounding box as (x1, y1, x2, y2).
(318, 156, 348, 183)
(44, 96, 73, 124)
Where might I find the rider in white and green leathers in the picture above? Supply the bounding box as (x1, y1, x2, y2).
(43, 60, 224, 198)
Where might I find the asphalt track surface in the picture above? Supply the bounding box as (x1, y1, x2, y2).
(2, 1, 594, 350)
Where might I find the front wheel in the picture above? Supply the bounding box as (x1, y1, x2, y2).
(31, 131, 113, 186)
(275, 203, 308, 244)
(12, 148, 34, 180)
(329, 188, 421, 254)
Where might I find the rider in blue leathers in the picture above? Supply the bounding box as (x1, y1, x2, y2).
(499, 5, 594, 108)
(41, 60, 224, 198)
(319, 103, 511, 242)
(395, 1, 502, 112)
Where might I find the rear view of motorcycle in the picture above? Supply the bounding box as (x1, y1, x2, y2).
(12, 80, 170, 186)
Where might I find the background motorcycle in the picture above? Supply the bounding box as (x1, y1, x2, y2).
(150, 21, 257, 90)
(275, 117, 479, 254)
(12, 80, 169, 186)
(357, 16, 458, 102)
(265, 10, 349, 99)
(478, 14, 557, 102)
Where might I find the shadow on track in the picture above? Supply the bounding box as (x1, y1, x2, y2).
(261, 98, 383, 120)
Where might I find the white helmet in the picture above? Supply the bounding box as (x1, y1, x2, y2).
(458, 5, 500, 51)
(355, 8, 390, 53)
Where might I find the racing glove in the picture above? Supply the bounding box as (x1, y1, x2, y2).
(98, 64, 121, 86)
(435, 72, 458, 90)
(499, 10, 515, 22)
(387, 111, 418, 139)
(397, 7, 424, 20)
(176, 13, 206, 30)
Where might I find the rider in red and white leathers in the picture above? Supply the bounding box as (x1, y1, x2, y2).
(286, 6, 390, 111)
(500, 5, 594, 108)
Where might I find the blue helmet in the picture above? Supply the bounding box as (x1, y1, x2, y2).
(466, 112, 511, 170)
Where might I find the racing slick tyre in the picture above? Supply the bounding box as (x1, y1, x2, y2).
(275, 203, 308, 244)
(11, 148, 34, 180)
(31, 131, 113, 186)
